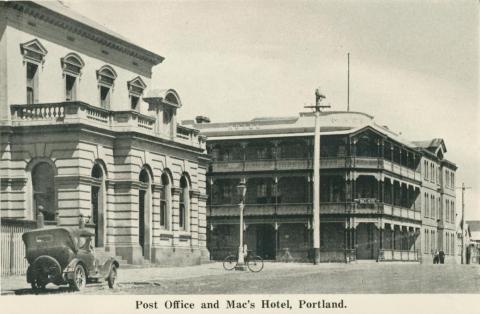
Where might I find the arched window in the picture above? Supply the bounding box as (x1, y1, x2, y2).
(61, 53, 85, 101)
(96, 65, 117, 108)
(91, 163, 105, 247)
(32, 162, 56, 221)
(179, 176, 190, 231)
(160, 172, 171, 229)
(138, 168, 152, 258)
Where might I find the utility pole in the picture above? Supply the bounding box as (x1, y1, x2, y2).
(457, 183, 472, 264)
(347, 52, 350, 112)
(305, 88, 330, 264)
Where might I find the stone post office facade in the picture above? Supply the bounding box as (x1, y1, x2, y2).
(0, 1, 209, 266)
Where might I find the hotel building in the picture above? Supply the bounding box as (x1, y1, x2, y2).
(188, 111, 458, 263)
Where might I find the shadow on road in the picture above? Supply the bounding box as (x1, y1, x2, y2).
(14, 286, 75, 295)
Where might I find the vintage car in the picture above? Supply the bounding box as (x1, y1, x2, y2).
(22, 227, 119, 291)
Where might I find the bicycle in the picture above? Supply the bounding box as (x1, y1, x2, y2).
(223, 250, 264, 272)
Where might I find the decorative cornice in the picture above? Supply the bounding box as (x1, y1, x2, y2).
(7, 2, 164, 65)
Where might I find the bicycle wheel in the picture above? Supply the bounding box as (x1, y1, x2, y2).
(247, 255, 264, 272)
(223, 255, 237, 270)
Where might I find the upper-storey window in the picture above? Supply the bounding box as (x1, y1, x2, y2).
(424, 161, 428, 180)
(61, 53, 85, 101)
(451, 172, 455, 188)
(21, 39, 47, 104)
(96, 65, 117, 109)
(127, 76, 147, 110)
(26, 63, 38, 105)
(446, 171, 450, 188)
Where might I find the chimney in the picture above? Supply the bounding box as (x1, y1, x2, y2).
(195, 116, 211, 124)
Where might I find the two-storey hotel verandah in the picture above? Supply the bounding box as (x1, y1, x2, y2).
(0, 1, 209, 274)
(188, 111, 458, 263)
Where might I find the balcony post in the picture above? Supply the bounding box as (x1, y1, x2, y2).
(380, 225, 383, 250)
(241, 142, 247, 172)
(392, 225, 396, 250)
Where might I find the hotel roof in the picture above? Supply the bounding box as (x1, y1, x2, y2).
(188, 110, 415, 146)
(186, 110, 457, 167)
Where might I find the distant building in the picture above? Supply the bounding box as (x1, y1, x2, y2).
(188, 111, 458, 263)
(0, 1, 209, 273)
(466, 220, 480, 264)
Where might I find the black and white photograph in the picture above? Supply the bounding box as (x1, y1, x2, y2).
(0, 0, 478, 312)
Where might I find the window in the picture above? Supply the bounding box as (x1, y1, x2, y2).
(26, 62, 38, 104)
(425, 193, 429, 217)
(61, 53, 84, 101)
(131, 96, 140, 110)
(160, 186, 167, 228)
(424, 161, 428, 180)
(21, 39, 47, 104)
(160, 172, 171, 229)
(100, 86, 110, 108)
(96, 65, 117, 109)
(32, 162, 56, 221)
(127, 76, 146, 110)
(179, 176, 189, 231)
(451, 173, 455, 188)
(430, 195, 435, 218)
(257, 147, 270, 160)
(222, 184, 233, 200)
(65, 74, 76, 101)
(451, 201, 455, 223)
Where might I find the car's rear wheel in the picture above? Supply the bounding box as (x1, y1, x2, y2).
(31, 277, 47, 291)
(69, 264, 86, 291)
(107, 265, 117, 289)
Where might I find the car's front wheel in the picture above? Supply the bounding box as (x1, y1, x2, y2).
(107, 265, 117, 289)
(69, 264, 86, 291)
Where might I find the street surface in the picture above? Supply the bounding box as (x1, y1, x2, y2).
(2, 262, 480, 295)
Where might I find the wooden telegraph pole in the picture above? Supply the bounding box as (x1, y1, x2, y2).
(458, 183, 472, 264)
(305, 88, 330, 264)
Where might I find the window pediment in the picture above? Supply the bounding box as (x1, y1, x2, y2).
(61, 53, 85, 76)
(20, 39, 48, 64)
(127, 76, 147, 96)
(96, 65, 117, 86)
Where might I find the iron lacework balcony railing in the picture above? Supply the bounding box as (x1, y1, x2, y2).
(211, 156, 421, 180)
(9, 101, 205, 149)
(208, 201, 421, 220)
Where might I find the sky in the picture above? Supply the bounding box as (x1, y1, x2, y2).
(63, 0, 479, 220)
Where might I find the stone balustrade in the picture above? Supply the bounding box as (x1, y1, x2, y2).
(10, 102, 205, 149)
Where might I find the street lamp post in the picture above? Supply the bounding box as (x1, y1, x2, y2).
(235, 178, 247, 270)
